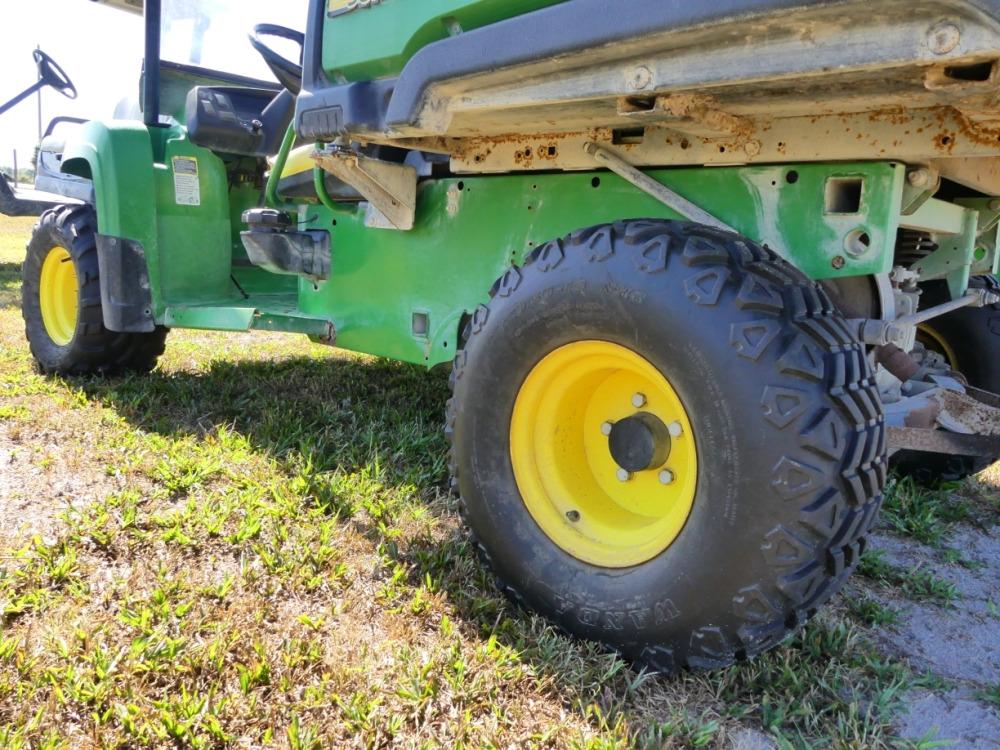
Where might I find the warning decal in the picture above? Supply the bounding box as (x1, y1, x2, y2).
(172, 156, 201, 206)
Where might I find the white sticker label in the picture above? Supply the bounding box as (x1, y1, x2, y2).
(172, 156, 201, 206)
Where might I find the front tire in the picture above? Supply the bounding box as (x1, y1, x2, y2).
(21, 204, 167, 375)
(447, 220, 886, 671)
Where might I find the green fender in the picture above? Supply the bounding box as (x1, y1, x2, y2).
(61, 120, 164, 317)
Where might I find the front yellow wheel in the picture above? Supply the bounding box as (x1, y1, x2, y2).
(510, 340, 697, 568)
(23, 205, 167, 374)
(38, 246, 79, 346)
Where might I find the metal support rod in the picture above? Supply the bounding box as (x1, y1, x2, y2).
(142, 0, 162, 127)
(0, 80, 46, 118)
(851, 289, 997, 347)
(313, 166, 342, 215)
(265, 123, 297, 209)
(894, 291, 986, 327)
(583, 142, 737, 233)
(36, 46, 42, 141)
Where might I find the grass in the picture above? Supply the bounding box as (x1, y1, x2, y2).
(880, 476, 984, 548)
(0, 216, 30, 309)
(856, 551, 960, 605)
(845, 590, 901, 627)
(976, 684, 1000, 710)
(0, 217, 997, 747)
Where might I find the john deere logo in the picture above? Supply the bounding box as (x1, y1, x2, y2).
(328, 0, 383, 16)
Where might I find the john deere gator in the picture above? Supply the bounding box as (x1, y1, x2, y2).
(11, 0, 1000, 672)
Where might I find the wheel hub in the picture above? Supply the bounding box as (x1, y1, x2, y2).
(608, 412, 672, 473)
(39, 246, 78, 346)
(509, 340, 698, 568)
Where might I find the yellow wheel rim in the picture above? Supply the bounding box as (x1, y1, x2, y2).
(510, 340, 698, 568)
(39, 246, 79, 346)
(916, 324, 959, 369)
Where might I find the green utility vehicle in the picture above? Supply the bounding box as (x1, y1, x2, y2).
(12, 0, 1000, 671)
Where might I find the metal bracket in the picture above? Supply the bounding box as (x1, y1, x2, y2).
(900, 166, 940, 216)
(912, 207, 979, 299)
(313, 147, 417, 230)
(583, 142, 737, 234)
(956, 196, 1000, 276)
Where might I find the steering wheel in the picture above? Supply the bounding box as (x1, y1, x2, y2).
(249, 24, 304, 94)
(34, 50, 77, 99)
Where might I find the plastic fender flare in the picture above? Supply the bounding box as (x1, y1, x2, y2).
(60, 120, 163, 325)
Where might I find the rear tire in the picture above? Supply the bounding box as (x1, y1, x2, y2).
(21, 204, 167, 375)
(447, 220, 886, 672)
(892, 275, 1000, 482)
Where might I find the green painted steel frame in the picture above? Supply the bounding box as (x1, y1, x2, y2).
(67, 118, 993, 370)
(899, 197, 1000, 298)
(289, 161, 906, 366)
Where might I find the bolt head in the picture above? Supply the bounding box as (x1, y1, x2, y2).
(927, 21, 961, 55)
(631, 393, 647, 408)
(667, 421, 683, 438)
(658, 470, 675, 485)
(616, 468, 632, 482)
(628, 65, 653, 91)
(907, 169, 929, 187)
(565, 510, 581, 522)
(600, 421, 614, 436)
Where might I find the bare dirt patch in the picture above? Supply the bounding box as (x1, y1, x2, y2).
(858, 469, 1000, 747)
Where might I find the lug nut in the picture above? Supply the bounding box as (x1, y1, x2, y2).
(631, 393, 647, 408)
(600, 421, 613, 436)
(658, 470, 675, 485)
(616, 469, 632, 482)
(566, 510, 581, 522)
(667, 421, 683, 438)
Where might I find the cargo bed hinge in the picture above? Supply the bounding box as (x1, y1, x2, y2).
(313, 145, 417, 230)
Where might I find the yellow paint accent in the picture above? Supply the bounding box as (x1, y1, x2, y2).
(279, 145, 315, 179)
(917, 324, 959, 368)
(510, 340, 698, 568)
(39, 246, 78, 346)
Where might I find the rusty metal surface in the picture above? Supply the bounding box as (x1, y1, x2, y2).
(933, 389, 1000, 437)
(334, 1, 1000, 186)
(432, 107, 1000, 178)
(312, 148, 417, 230)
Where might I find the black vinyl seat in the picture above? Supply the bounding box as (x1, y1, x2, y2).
(186, 86, 295, 158)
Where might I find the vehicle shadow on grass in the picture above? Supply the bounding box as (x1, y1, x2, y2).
(69, 354, 921, 745)
(75, 354, 633, 688)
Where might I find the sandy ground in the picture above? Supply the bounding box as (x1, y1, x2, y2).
(871, 525, 1000, 749)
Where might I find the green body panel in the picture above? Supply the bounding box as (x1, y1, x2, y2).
(61, 122, 294, 320)
(68, 118, 990, 370)
(154, 135, 234, 304)
(322, 0, 568, 81)
(290, 161, 904, 366)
